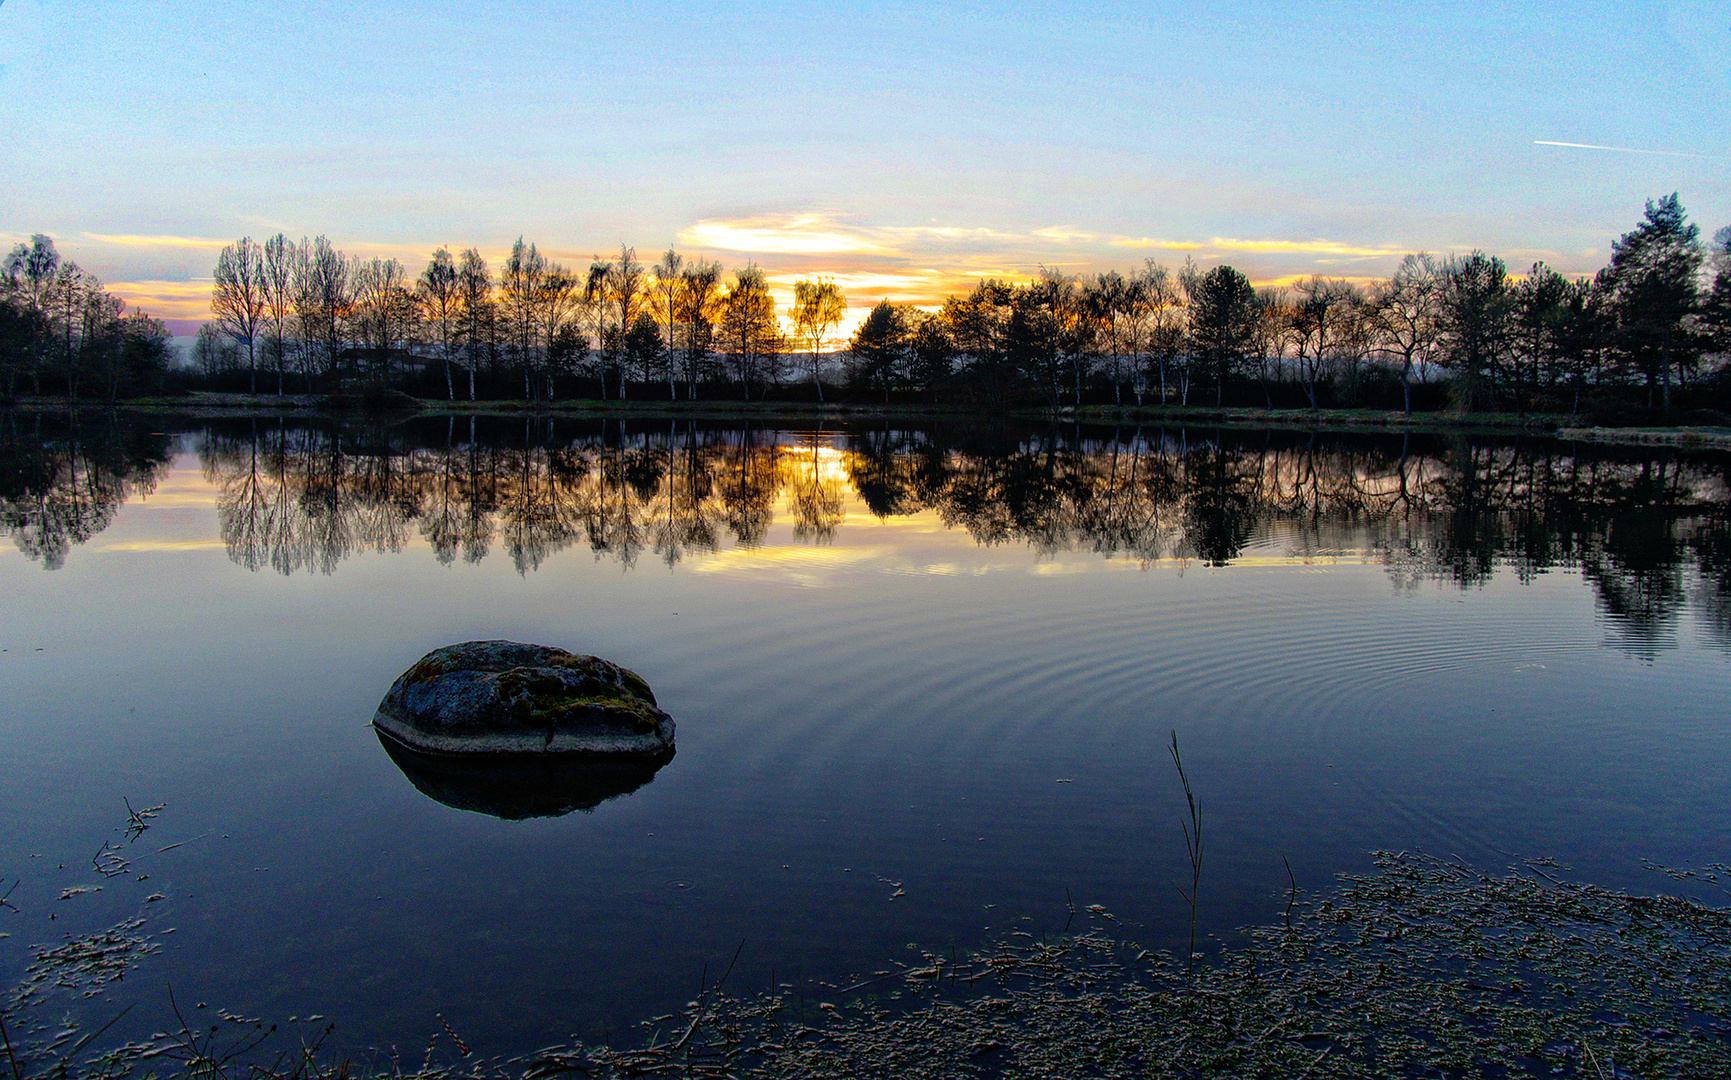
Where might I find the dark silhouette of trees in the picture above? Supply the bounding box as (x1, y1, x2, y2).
(847, 300, 910, 401)
(353, 256, 417, 384)
(0, 235, 168, 402)
(92, 191, 1730, 411)
(2, 237, 57, 399)
(1243, 286, 1286, 408)
(1183, 265, 1258, 406)
(535, 261, 583, 401)
(1599, 194, 1703, 413)
(501, 238, 548, 401)
(944, 280, 1015, 407)
(1438, 253, 1512, 412)
(1705, 227, 1731, 363)
(606, 246, 645, 399)
(624, 312, 663, 391)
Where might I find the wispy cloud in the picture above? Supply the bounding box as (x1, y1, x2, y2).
(81, 232, 233, 250)
(681, 216, 891, 255)
(1108, 236, 1205, 251)
(1534, 140, 1723, 161)
(1032, 226, 1096, 243)
(1210, 237, 1401, 257)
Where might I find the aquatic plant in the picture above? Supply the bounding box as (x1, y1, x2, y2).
(8, 851, 1730, 1079)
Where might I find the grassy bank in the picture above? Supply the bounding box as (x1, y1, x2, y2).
(15, 393, 1731, 448)
(0, 393, 1577, 432)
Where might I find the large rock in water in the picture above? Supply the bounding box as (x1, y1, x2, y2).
(372, 641, 675, 757)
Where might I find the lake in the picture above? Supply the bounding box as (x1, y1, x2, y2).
(1, 411, 1727, 1058)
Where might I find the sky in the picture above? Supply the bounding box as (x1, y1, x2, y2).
(1, 0, 1727, 337)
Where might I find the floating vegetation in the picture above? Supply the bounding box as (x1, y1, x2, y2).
(123, 801, 164, 843)
(8, 918, 159, 1010)
(5, 852, 1730, 1078)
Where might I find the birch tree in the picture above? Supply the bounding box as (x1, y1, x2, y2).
(791, 277, 846, 402)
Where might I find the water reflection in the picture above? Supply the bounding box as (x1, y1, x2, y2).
(376, 730, 674, 819)
(5, 412, 1729, 656)
(0, 412, 173, 570)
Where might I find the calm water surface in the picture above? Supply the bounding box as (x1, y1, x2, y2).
(1, 413, 1727, 1054)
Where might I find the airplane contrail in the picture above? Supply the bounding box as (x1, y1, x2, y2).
(1535, 140, 1721, 161)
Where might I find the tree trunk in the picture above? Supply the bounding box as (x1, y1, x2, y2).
(1661, 332, 1673, 415)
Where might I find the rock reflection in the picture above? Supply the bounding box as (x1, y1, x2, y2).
(377, 730, 673, 819)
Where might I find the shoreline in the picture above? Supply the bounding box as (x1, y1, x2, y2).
(7, 394, 1731, 444)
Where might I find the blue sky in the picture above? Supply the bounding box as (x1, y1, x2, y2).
(1, 0, 1726, 330)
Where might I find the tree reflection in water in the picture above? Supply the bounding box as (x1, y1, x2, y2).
(0, 411, 172, 570)
(4, 412, 1729, 657)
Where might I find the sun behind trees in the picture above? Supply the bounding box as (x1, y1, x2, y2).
(188, 194, 1731, 415)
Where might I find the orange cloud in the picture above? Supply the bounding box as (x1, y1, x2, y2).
(106, 279, 213, 319)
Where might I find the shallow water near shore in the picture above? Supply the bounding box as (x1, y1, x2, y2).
(1, 412, 1728, 1056)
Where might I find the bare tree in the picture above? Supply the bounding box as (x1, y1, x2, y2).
(454, 248, 492, 401)
(609, 245, 644, 400)
(791, 277, 846, 402)
(1245, 286, 1287, 407)
(292, 236, 354, 391)
(534, 261, 582, 399)
(585, 258, 615, 399)
(653, 249, 683, 400)
(212, 237, 268, 393)
(721, 264, 783, 401)
(1139, 261, 1182, 405)
(261, 235, 297, 394)
(1368, 253, 1443, 414)
(1287, 276, 1359, 409)
(501, 238, 547, 401)
(678, 259, 722, 400)
(418, 248, 461, 400)
(194, 322, 240, 378)
(353, 257, 416, 383)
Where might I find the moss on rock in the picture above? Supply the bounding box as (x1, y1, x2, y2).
(373, 641, 675, 756)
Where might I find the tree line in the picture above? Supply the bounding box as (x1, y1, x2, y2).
(191, 195, 1731, 417)
(194, 237, 840, 405)
(1, 236, 174, 402)
(845, 195, 1731, 417)
(6, 194, 1728, 414)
